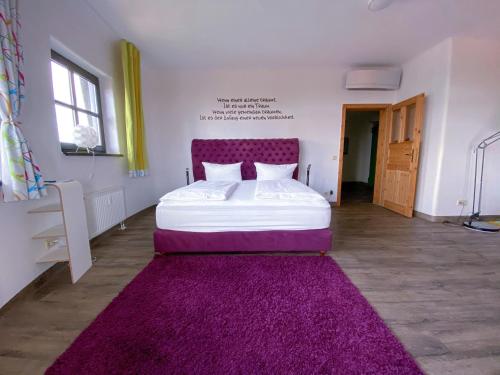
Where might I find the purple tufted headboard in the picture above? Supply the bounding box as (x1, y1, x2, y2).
(191, 138, 299, 181)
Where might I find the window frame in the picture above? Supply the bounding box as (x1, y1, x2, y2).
(51, 50, 106, 154)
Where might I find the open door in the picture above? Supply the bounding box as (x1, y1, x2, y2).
(382, 94, 425, 217)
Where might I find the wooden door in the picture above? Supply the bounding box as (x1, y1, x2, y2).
(382, 94, 425, 217)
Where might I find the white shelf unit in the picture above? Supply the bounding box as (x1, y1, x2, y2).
(36, 245, 69, 263)
(30, 181, 92, 283)
(32, 224, 66, 239)
(28, 203, 63, 213)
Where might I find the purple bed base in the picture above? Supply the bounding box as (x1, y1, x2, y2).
(155, 138, 332, 255)
(154, 228, 332, 254)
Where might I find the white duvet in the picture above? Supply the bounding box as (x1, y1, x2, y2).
(159, 180, 238, 201)
(156, 180, 331, 232)
(255, 179, 326, 201)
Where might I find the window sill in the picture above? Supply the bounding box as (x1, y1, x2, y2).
(62, 151, 123, 157)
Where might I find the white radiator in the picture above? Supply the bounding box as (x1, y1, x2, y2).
(85, 186, 126, 239)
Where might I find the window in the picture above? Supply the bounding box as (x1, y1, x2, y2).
(50, 50, 106, 153)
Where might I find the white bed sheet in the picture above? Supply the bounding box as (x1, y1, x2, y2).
(156, 180, 331, 232)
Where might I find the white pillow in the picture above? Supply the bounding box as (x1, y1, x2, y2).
(254, 162, 297, 181)
(202, 162, 242, 182)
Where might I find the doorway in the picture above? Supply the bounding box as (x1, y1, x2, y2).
(341, 111, 379, 203)
(337, 104, 390, 206)
(337, 95, 425, 217)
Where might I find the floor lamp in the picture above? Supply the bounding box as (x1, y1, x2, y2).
(463, 130, 500, 232)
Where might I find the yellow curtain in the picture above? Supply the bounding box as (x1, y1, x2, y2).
(120, 40, 148, 177)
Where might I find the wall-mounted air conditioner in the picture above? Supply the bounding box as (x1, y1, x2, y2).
(345, 68, 402, 90)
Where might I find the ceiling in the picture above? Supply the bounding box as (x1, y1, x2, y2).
(86, 0, 500, 69)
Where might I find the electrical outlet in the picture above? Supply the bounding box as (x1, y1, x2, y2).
(324, 191, 334, 202)
(456, 199, 467, 206)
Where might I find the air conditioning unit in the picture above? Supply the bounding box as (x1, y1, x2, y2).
(345, 68, 402, 90)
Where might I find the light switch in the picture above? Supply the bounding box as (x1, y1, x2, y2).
(332, 155, 338, 160)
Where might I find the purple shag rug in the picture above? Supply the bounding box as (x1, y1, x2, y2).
(46, 256, 422, 375)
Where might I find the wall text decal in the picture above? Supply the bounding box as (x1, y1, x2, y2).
(199, 97, 294, 121)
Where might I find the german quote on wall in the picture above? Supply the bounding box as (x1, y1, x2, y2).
(199, 97, 294, 121)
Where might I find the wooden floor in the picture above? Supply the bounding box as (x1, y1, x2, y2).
(0, 203, 499, 374)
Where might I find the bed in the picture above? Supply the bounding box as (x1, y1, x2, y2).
(153, 138, 332, 254)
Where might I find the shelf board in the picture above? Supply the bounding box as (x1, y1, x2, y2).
(28, 203, 62, 214)
(32, 224, 66, 239)
(36, 246, 69, 263)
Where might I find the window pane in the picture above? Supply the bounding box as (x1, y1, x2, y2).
(51, 61, 72, 104)
(391, 109, 401, 143)
(77, 111, 102, 145)
(74, 73, 98, 113)
(55, 104, 75, 143)
(405, 104, 416, 141)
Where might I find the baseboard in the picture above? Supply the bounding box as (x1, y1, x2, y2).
(0, 204, 156, 314)
(414, 210, 500, 223)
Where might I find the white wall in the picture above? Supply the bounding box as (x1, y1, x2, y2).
(396, 38, 453, 216)
(0, 0, 157, 307)
(342, 112, 377, 183)
(399, 37, 500, 217)
(143, 67, 394, 200)
(436, 37, 500, 216)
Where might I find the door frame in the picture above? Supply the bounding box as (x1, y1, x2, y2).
(337, 103, 391, 206)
